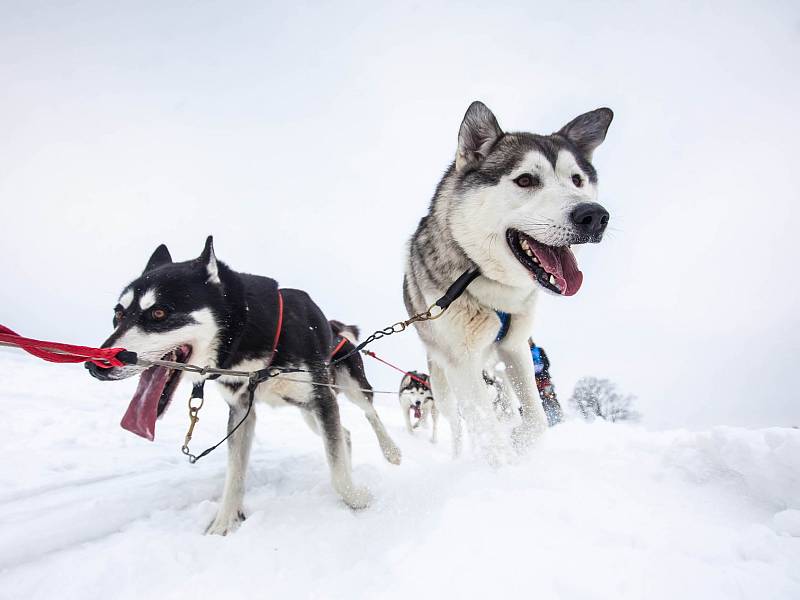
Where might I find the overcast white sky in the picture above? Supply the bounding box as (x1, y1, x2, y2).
(1, 1, 798, 429)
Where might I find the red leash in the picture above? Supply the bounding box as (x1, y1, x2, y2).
(362, 350, 430, 388)
(0, 325, 129, 368)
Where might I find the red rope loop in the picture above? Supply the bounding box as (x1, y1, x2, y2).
(0, 325, 127, 368)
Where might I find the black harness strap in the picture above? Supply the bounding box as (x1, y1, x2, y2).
(434, 268, 481, 311)
(328, 268, 480, 367)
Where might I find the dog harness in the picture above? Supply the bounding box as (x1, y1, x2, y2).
(329, 336, 349, 361)
(495, 311, 511, 343)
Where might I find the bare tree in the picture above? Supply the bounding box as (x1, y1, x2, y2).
(570, 376, 641, 423)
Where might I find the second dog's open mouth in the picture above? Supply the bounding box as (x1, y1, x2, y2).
(120, 345, 192, 441)
(506, 229, 583, 296)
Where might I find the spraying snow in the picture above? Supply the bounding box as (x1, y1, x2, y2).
(0, 352, 798, 600)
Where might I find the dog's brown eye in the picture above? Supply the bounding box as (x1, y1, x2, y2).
(114, 309, 124, 322)
(572, 174, 584, 187)
(150, 308, 167, 321)
(514, 174, 540, 188)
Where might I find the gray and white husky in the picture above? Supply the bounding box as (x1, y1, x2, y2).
(87, 237, 400, 535)
(403, 101, 613, 461)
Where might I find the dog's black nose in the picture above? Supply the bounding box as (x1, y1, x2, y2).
(415, 400, 421, 407)
(570, 203, 609, 240)
(85, 361, 113, 381)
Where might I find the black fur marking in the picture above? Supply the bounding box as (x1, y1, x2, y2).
(220, 380, 245, 393)
(457, 133, 598, 191)
(144, 244, 173, 272)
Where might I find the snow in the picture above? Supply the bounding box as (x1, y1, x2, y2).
(1, 351, 799, 600)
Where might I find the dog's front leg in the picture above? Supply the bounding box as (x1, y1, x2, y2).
(401, 397, 415, 433)
(447, 359, 512, 466)
(496, 344, 548, 451)
(206, 400, 256, 536)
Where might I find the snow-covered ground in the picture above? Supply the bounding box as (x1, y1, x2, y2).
(0, 351, 798, 600)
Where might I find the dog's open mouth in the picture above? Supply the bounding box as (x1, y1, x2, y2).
(120, 345, 192, 441)
(506, 229, 583, 296)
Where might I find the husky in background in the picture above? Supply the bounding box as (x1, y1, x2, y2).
(398, 371, 437, 442)
(87, 237, 399, 535)
(404, 101, 613, 461)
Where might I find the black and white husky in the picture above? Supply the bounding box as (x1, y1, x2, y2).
(404, 101, 613, 462)
(398, 371, 437, 443)
(86, 237, 400, 535)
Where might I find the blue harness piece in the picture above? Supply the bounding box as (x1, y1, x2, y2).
(495, 311, 511, 343)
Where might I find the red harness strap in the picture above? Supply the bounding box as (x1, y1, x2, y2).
(0, 325, 128, 368)
(329, 336, 349, 361)
(268, 290, 284, 366)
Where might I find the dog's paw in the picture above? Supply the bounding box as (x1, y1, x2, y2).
(205, 509, 246, 536)
(383, 444, 402, 465)
(341, 485, 373, 510)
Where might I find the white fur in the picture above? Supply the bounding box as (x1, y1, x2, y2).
(113, 307, 219, 373)
(138, 288, 157, 311)
(339, 328, 357, 344)
(411, 148, 597, 462)
(451, 149, 597, 294)
(206, 251, 220, 285)
(119, 288, 134, 310)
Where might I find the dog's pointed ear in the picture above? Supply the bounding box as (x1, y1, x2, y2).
(143, 244, 172, 273)
(198, 235, 220, 285)
(557, 108, 613, 159)
(456, 101, 503, 173)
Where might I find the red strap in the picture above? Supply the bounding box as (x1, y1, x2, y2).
(0, 325, 128, 368)
(329, 336, 349, 361)
(267, 291, 284, 366)
(362, 350, 430, 388)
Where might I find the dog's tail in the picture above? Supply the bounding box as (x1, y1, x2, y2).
(329, 319, 360, 344)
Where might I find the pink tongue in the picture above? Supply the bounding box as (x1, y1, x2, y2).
(120, 366, 170, 441)
(531, 242, 584, 296)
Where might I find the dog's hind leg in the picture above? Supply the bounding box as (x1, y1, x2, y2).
(429, 359, 461, 457)
(206, 399, 257, 536)
(335, 365, 402, 465)
(314, 385, 373, 509)
(430, 401, 439, 444)
(401, 396, 415, 434)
